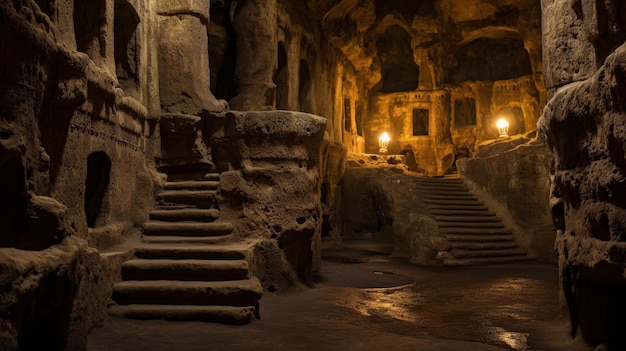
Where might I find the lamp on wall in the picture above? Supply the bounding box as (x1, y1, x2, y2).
(379, 132, 390, 154)
(496, 118, 509, 138)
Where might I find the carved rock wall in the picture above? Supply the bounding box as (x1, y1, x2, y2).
(339, 155, 438, 264)
(209, 111, 327, 288)
(457, 135, 555, 262)
(539, 0, 626, 348)
(0, 0, 155, 348)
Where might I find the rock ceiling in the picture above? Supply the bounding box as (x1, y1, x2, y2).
(297, 0, 541, 88)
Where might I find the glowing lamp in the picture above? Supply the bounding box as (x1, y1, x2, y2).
(379, 132, 390, 154)
(496, 118, 509, 138)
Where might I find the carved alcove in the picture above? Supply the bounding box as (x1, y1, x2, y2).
(299, 59, 313, 113)
(275, 42, 289, 110)
(376, 25, 419, 93)
(114, 0, 141, 99)
(84, 152, 111, 228)
(74, 0, 104, 64)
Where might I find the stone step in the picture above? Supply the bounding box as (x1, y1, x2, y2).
(427, 204, 490, 211)
(134, 244, 247, 260)
(113, 278, 263, 307)
(443, 234, 515, 242)
(164, 181, 219, 191)
(156, 190, 216, 208)
(434, 215, 500, 222)
(417, 187, 469, 193)
(416, 188, 471, 195)
(443, 255, 531, 266)
(440, 227, 511, 235)
(149, 208, 220, 222)
(424, 199, 484, 206)
(450, 248, 527, 259)
(122, 259, 249, 281)
(423, 194, 478, 201)
(142, 235, 235, 244)
(438, 221, 505, 228)
(108, 304, 256, 325)
(430, 209, 496, 216)
(416, 178, 463, 185)
(416, 180, 466, 185)
(448, 241, 518, 250)
(166, 172, 221, 182)
(143, 221, 233, 237)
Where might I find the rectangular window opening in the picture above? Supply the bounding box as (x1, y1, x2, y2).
(412, 109, 429, 136)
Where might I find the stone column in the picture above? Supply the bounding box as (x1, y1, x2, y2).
(157, 0, 227, 114)
(229, 0, 277, 111)
(539, 0, 626, 348)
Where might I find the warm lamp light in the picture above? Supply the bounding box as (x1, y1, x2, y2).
(379, 132, 390, 154)
(496, 118, 509, 138)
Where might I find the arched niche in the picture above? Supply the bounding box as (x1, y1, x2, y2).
(299, 60, 313, 113)
(0, 157, 27, 247)
(445, 36, 532, 85)
(376, 25, 419, 93)
(85, 152, 111, 228)
(74, 0, 103, 62)
(274, 42, 289, 110)
(114, 0, 141, 97)
(209, 0, 237, 101)
(400, 149, 420, 172)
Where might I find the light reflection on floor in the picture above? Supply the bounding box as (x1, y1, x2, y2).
(340, 273, 549, 350)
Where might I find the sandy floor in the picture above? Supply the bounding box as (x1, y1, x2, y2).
(88, 243, 590, 351)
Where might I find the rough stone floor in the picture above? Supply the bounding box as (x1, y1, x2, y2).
(88, 240, 589, 351)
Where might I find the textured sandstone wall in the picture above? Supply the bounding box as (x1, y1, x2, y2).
(339, 155, 439, 264)
(539, 0, 626, 348)
(0, 0, 156, 348)
(457, 134, 555, 262)
(208, 111, 327, 288)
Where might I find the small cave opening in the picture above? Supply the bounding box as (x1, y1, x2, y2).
(0, 157, 27, 247)
(445, 36, 533, 85)
(274, 42, 289, 110)
(591, 1, 626, 66)
(16, 271, 77, 351)
(74, 0, 102, 60)
(84, 152, 111, 228)
(114, 0, 141, 97)
(355, 102, 364, 136)
(344, 98, 352, 132)
(400, 149, 420, 172)
(209, 1, 237, 101)
(376, 25, 419, 93)
(299, 59, 313, 113)
(321, 214, 331, 238)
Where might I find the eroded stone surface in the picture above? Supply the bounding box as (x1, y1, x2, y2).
(539, 1, 626, 348)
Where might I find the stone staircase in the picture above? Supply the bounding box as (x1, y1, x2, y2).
(109, 171, 262, 325)
(415, 176, 528, 266)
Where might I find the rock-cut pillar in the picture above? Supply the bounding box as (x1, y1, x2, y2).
(157, 0, 227, 115)
(229, 0, 277, 111)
